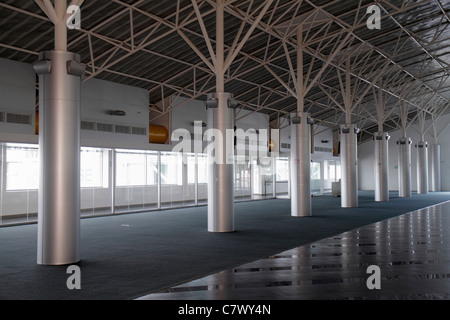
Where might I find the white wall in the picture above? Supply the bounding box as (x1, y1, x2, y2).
(171, 95, 270, 134)
(80, 78, 152, 150)
(312, 124, 334, 157)
(358, 113, 450, 191)
(0, 59, 37, 217)
(0, 57, 36, 140)
(171, 95, 207, 135)
(277, 120, 334, 158)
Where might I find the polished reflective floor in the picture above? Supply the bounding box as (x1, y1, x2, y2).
(137, 201, 450, 300)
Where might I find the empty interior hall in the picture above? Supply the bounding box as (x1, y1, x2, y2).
(0, 0, 450, 300)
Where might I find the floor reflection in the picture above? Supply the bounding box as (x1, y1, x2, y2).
(137, 201, 450, 300)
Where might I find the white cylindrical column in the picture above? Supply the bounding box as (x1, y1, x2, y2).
(290, 112, 312, 217)
(33, 51, 85, 265)
(206, 92, 235, 232)
(430, 144, 441, 192)
(397, 138, 412, 197)
(374, 132, 390, 202)
(340, 124, 358, 207)
(416, 141, 429, 194)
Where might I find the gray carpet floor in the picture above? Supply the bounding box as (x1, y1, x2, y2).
(1, 190, 449, 300)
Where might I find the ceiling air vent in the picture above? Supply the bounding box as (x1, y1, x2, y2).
(6, 112, 32, 125)
(132, 127, 146, 136)
(96, 122, 114, 132)
(81, 121, 96, 131)
(115, 124, 131, 134)
(314, 147, 333, 153)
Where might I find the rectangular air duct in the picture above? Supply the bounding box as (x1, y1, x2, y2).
(6, 112, 32, 125)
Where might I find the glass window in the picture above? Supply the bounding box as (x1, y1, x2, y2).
(311, 161, 321, 180)
(311, 161, 321, 195)
(336, 160, 341, 180)
(160, 151, 182, 185)
(81, 147, 109, 188)
(323, 159, 336, 192)
(187, 154, 196, 184)
(275, 157, 289, 181)
(6, 143, 39, 190)
(197, 154, 207, 184)
(116, 151, 146, 186)
(235, 156, 250, 191)
(116, 150, 159, 187)
(186, 153, 207, 184)
(146, 152, 158, 185)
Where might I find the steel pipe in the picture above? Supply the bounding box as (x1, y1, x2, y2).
(415, 141, 429, 194)
(397, 137, 412, 197)
(374, 132, 390, 202)
(207, 92, 235, 232)
(430, 144, 441, 192)
(290, 112, 312, 217)
(34, 51, 84, 265)
(340, 124, 359, 207)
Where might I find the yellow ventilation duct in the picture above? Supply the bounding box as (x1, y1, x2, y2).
(149, 124, 168, 144)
